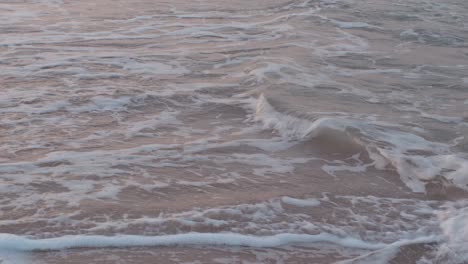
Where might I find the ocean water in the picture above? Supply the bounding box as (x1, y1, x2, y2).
(0, 0, 467, 263)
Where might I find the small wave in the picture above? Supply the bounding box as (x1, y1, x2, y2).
(255, 93, 354, 140)
(0, 232, 385, 251)
(255, 94, 468, 193)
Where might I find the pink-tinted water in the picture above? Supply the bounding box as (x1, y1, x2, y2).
(1, 0, 468, 263)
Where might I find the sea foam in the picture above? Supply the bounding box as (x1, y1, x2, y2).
(0, 232, 385, 251)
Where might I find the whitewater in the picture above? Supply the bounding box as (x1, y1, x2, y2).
(0, 0, 467, 263)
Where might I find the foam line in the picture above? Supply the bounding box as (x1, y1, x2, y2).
(0, 233, 386, 251)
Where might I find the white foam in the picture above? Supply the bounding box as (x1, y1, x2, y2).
(0, 232, 385, 251)
(400, 29, 419, 40)
(437, 202, 468, 263)
(281, 197, 321, 207)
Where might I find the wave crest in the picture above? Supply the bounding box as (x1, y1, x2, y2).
(255, 94, 468, 193)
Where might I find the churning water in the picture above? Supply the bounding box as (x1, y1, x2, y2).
(0, 0, 467, 263)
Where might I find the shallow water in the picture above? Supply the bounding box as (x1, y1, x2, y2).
(0, 0, 467, 263)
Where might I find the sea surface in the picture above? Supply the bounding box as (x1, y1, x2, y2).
(0, 0, 467, 263)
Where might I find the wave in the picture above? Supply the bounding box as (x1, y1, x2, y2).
(255, 94, 468, 193)
(0, 232, 388, 252)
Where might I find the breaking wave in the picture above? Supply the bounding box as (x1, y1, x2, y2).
(255, 94, 468, 193)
